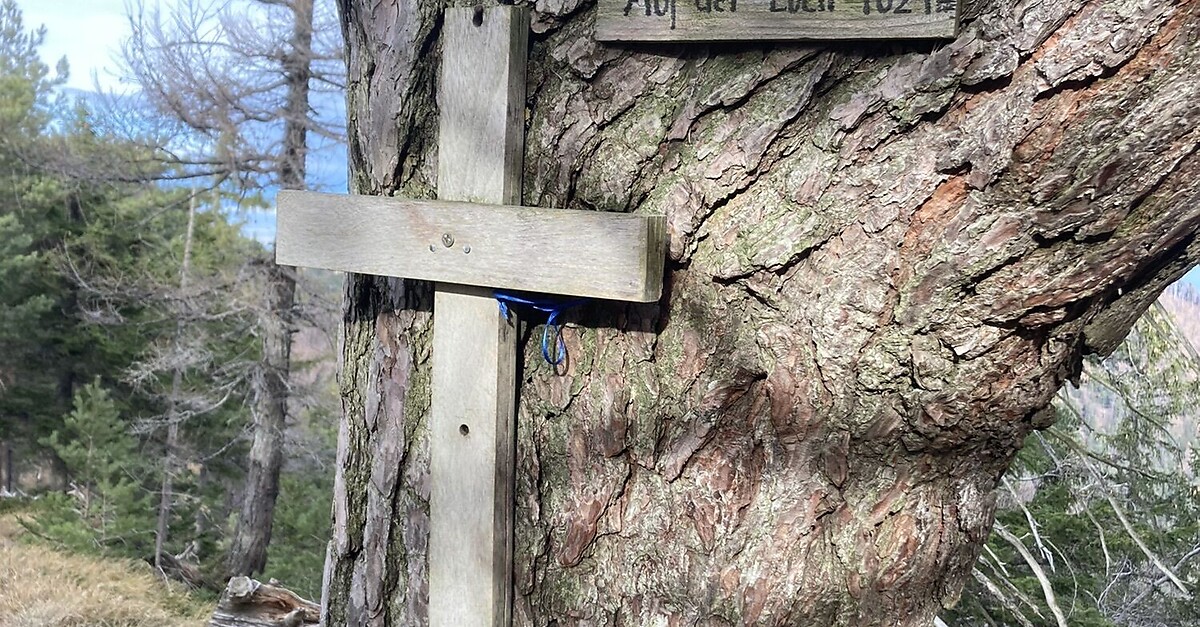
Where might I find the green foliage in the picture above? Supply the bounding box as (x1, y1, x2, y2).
(0, 0, 63, 143)
(0, 0, 167, 442)
(29, 380, 152, 554)
(0, 494, 32, 516)
(949, 303, 1200, 626)
(0, 0, 252, 584)
(0, 0, 334, 600)
(260, 472, 333, 600)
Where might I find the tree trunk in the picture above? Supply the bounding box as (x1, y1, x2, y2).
(323, 0, 1200, 624)
(1, 441, 12, 494)
(228, 0, 314, 578)
(156, 192, 198, 570)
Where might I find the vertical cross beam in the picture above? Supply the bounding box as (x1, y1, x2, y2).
(428, 7, 527, 627)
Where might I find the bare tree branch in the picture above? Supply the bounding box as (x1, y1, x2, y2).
(994, 523, 1070, 627)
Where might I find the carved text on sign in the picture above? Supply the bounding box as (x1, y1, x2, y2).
(597, 0, 958, 41)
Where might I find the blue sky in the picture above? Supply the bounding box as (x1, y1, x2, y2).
(1186, 268, 1200, 286)
(19, 0, 137, 92)
(19, 0, 348, 244)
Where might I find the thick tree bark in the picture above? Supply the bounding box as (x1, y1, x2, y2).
(324, 0, 1200, 624)
(228, 0, 315, 578)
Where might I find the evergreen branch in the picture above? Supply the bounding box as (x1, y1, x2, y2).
(1100, 488, 1189, 595)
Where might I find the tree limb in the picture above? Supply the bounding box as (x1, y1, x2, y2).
(993, 523, 1070, 627)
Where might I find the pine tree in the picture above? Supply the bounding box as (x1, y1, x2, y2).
(37, 379, 151, 553)
(117, 0, 345, 577)
(0, 2, 262, 586)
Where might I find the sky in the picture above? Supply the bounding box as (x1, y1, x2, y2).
(17, 0, 348, 244)
(18, 0, 145, 92)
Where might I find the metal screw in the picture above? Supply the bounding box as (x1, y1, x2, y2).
(441, 233, 455, 248)
(463, 245, 471, 254)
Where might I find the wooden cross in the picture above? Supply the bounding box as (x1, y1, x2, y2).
(274, 7, 665, 627)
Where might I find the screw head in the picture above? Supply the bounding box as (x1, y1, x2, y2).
(441, 233, 455, 248)
(463, 245, 472, 254)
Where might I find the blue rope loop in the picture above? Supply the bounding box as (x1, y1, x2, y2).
(493, 290, 587, 365)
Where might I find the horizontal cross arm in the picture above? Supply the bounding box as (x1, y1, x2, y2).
(275, 190, 666, 302)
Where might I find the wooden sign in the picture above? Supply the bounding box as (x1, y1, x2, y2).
(595, 0, 959, 41)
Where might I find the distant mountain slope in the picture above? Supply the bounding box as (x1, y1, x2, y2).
(1161, 282, 1200, 353)
(1057, 279, 1200, 468)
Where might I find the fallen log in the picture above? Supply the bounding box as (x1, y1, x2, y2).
(208, 576, 319, 627)
(148, 550, 211, 591)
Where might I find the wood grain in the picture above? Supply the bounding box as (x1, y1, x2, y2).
(428, 285, 518, 627)
(275, 190, 666, 302)
(429, 7, 525, 627)
(595, 0, 958, 41)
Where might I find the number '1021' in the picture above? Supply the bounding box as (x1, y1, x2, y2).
(769, 0, 953, 13)
(862, 0, 956, 14)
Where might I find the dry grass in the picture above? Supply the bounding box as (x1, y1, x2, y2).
(0, 514, 22, 540)
(0, 514, 209, 627)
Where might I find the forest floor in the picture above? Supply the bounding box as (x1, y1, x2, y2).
(0, 507, 209, 627)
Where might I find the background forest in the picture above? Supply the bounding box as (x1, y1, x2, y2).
(0, 1, 1195, 625)
(0, 0, 340, 601)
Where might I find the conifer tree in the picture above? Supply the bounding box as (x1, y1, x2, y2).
(0, 2, 263, 585)
(117, 0, 344, 577)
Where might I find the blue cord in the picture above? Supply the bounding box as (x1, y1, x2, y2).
(493, 290, 586, 365)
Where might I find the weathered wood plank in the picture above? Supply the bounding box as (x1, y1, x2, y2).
(429, 7, 525, 627)
(275, 190, 666, 303)
(438, 6, 525, 205)
(429, 284, 518, 627)
(595, 0, 958, 41)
